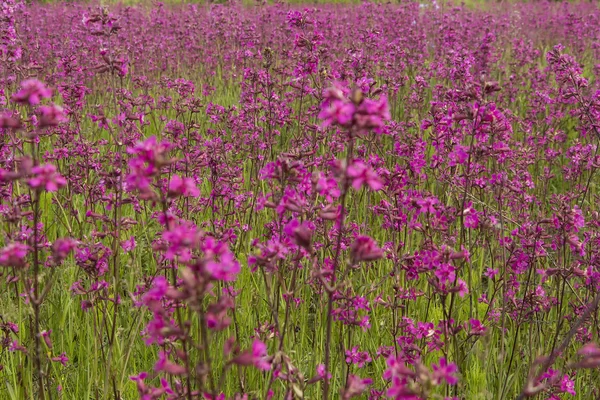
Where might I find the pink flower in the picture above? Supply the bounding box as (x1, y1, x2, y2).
(51, 238, 77, 264)
(0, 112, 21, 129)
(203, 238, 240, 281)
(448, 144, 468, 166)
(354, 96, 390, 133)
(154, 351, 187, 375)
(463, 203, 479, 228)
(0, 243, 28, 267)
(319, 99, 355, 127)
(168, 175, 200, 198)
(432, 357, 459, 385)
(51, 352, 69, 366)
(350, 235, 383, 262)
(39, 104, 67, 127)
(345, 346, 372, 368)
(28, 164, 66, 192)
(319, 85, 355, 127)
(284, 218, 313, 250)
(468, 319, 487, 335)
(121, 236, 136, 252)
(12, 79, 52, 105)
(162, 222, 200, 262)
(317, 364, 331, 380)
(434, 263, 456, 285)
(252, 339, 271, 371)
(315, 173, 340, 202)
(347, 160, 384, 191)
(559, 374, 576, 396)
(341, 375, 373, 399)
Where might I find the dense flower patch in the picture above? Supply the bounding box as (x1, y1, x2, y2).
(2, 0, 600, 398)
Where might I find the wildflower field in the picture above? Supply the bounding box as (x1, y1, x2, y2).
(3, 0, 600, 399)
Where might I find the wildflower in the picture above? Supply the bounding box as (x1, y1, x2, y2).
(284, 218, 313, 250)
(341, 375, 373, 399)
(0, 112, 21, 129)
(467, 319, 487, 335)
(350, 235, 383, 262)
(51, 238, 77, 264)
(315, 172, 341, 202)
(432, 357, 459, 385)
(345, 346, 372, 368)
(354, 96, 390, 133)
(347, 160, 384, 191)
(121, 236, 136, 252)
(232, 339, 271, 371)
(448, 145, 469, 166)
(154, 351, 187, 375)
(28, 164, 67, 192)
(558, 374, 576, 396)
(168, 175, 200, 198)
(12, 79, 52, 105)
(319, 98, 355, 127)
(51, 352, 69, 366)
(316, 364, 331, 380)
(0, 243, 28, 267)
(251, 339, 271, 371)
(39, 104, 67, 127)
(203, 238, 240, 281)
(162, 222, 200, 262)
(434, 263, 455, 285)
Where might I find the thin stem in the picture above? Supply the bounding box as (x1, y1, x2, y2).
(323, 131, 354, 400)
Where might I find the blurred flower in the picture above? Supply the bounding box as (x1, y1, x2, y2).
(168, 175, 200, 198)
(347, 160, 384, 191)
(12, 79, 52, 105)
(350, 235, 383, 262)
(432, 357, 459, 385)
(28, 164, 66, 192)
(0, 243, 28, 267)
(39, 104, 67, 127)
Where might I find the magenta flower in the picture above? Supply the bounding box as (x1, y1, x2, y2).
(468, 319, 487, 335)
(347, 160, 384, 191)
(28, 164, 66, 192)
(39, 104, 67, 127)
(203, 238, 240, 281)
(432, 357, 459, 385)
(51, 238, 77, 264)
(127, 136, 172, 165)
(0, 112, 21, 129)
(434, 263, 456, 285)
(121, 236, 136, 253)
(319, 99, 355, 127)
(315, 173, 341, 202)
(354, 96, 390, 133)
(448, 144, 468, 166)
(0, 243, 28, 267)
(168, 175, 200, 198)
(345, 346, 372, 368)
(252, 339, 271, 371)
(317, 364, 332, 380)
(142, 276, 169, 306)
(342, 375, 373, 399)
(284, 218, 313, 250)
(154, 351, 187, 375)
(162, 222, 200, 262)
(12, 79, 52, 105)
(559, 374, 576, 396)
(319, 85, 355, 127)
(51, 352, 69, 366)
(350, 235, 383, 262)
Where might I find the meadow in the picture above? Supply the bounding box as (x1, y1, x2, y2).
(2, 0, 600, 399)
